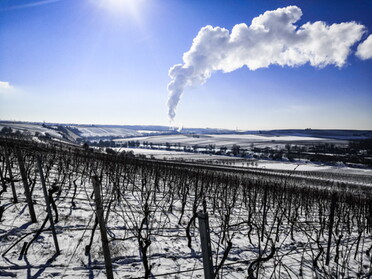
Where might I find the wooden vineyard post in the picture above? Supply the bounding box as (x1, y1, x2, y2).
(0, 164, 6, 192)
(92, 175, 114, 279)
(198, 211, 214, 279)
(3, 148, 18, 203)
(16, 149, 36, 222)
(36, 156, 60, 255)
(326, 193, 337, 266)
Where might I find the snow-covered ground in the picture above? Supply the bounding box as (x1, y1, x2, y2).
(0, 123, 63, 139)
(114, 133, 343, 149)
(0, 142, 371, 278)
(74, 126, 141, 138)
(118, 147, 372, 175)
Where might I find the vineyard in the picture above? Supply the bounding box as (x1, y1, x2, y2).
(0, 136, 371, 278)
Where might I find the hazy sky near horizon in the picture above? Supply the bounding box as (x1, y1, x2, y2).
(0, 0, 372, 130)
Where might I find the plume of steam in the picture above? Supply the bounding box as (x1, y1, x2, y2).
(356, 34, 372, 60)
(167, 5, 366, 121)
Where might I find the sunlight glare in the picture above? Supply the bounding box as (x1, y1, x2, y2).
(98, 0, 144, 17)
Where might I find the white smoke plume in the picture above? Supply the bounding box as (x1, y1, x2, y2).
(356, 34, 372, 60)
(167, 5, 366, 121)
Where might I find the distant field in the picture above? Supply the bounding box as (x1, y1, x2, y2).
(0, 122, 63, 138)
(118, 147, 372, 175)
(73, 125, 142, 138)
(114, 133, 346, 149)
(2, 121, 371, 173)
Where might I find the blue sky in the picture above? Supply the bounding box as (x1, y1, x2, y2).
(0, 0, 371, 130)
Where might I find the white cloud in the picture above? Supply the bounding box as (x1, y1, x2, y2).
(356, 34, 372, 60)
(167, 6, 366, 121)
(0, 81, 14, 93)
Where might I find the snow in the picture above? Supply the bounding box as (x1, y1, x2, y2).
(114, 133, 344, 149)
(0, 144, 371, 278)
(0, 123, 63, 138)
(117, 147, 372, 175)
(73, 126, 141, 138)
